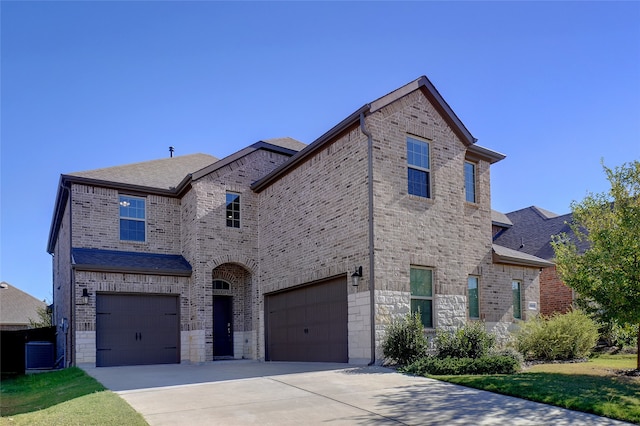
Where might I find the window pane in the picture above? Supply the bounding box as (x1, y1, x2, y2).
(410, 268, 432, 297)
(468, 276, 479, 319)
(411, 299, 433, 328)
(226, 192, 240, 228)
(408, 168, 430, 198)
(120, 219, 145, 242)
(407, 138, 429, 169)
(465, 162, 476, 203)
(512, 281, 522, 319)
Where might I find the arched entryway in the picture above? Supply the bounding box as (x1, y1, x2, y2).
(210, 263, 254, 360)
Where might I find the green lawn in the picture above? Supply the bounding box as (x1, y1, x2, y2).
(0, 367, 147, 426)
(431, 354, 640, 424)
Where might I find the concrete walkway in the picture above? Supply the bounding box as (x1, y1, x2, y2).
(81, 361, 630, 425)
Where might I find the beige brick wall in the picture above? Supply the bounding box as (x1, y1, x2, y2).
(53, 196, 72, 366)
(71, 185, 182, 254)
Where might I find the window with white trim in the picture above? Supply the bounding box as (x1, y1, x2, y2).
(407, 137, 431, 198)
(226, 192, 240, 228)
(464, 161, 477, 203)
(410, 267, 433, 328)
(119, 195, 146, 242)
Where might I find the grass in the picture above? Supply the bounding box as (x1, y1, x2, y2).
(0, 367, 147, 426)
(430, 354, 640, 424)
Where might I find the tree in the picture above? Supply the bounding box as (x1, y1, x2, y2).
(28, 305, 52, 328)
(552, 160, 640, 370)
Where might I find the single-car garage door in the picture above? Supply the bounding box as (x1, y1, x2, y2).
(265, 276, 347, 362)
(96, 294, 180, 367)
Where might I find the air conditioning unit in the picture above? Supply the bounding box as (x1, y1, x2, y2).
(25, 341, 54, 370)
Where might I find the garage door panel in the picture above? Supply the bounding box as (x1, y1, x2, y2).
(266, 277, 347, 363)
(96, 294, 179, 367)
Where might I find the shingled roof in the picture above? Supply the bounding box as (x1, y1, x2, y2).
(66, 153, 218, 191)
(493, 206, 589, 261)
(0, 282, 46, 329)
(72, 248, 192, 276)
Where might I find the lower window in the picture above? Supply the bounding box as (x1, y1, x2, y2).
(468, 276, 480, 319)
(512, 280, 522, 319)
(410, 267, 433, 328)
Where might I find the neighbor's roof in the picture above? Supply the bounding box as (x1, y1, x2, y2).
(491, 210, 513, 228)
(0, 282, 46, 327)
(66, 153, 218, 191)
(72, 248, 192, 276)
(493, 206, 589, 261)
(252, 75, 505, 192)
(492, 244, 555, 268)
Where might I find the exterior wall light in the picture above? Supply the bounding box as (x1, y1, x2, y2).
(351, 266, 363, 287)
(81, 288, 89, 305)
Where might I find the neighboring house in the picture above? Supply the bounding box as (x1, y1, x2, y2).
(48, 75, 552, 368)
(492, 206, 589, 316)
(0, 282, 47, 330)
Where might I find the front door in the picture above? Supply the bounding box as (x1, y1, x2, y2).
(213, 296, 233, 357)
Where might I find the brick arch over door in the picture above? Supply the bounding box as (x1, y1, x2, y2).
(205, 255, 257, 276)
(207, 261, 256, 360)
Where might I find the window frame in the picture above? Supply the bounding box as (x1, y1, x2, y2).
(512, 280, 522, 320)
(410, 266, 434, 328)
(467, 275, 480, 320)
(407, 136, 431, 199)
(118, 194, 146, 242)
(225, 192, 241, 228)
(464, 160, 477, 203)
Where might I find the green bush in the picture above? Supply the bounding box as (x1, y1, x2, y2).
(401, 354, 520, 376)
(515, 310, 599, 361)
(382, 311, 428, 365)
(434, 321, 496, 359)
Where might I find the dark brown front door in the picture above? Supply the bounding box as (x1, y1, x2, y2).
(96, 294, 179, 367)
(213, 296, 233, 357)
(265, 277, 348, 362)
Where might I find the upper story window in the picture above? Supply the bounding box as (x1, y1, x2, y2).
(226, 192, 240, 228)
(468, 276, 480, 319)
(512, 280, 522, 320)
(410, 266, 434, 328)
(407, 137, 431, 198)
(119, 195, 146, 242)
(464, 161, 476, 203)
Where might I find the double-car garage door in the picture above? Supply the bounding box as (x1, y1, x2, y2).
(96, 294, 179, 367)
(265, 277, 348, 363)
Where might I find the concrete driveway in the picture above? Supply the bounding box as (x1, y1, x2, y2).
(81, 361, 629, 425)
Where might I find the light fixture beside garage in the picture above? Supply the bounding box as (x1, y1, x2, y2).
(81, 288, 89, 305)
(351, 266, 363, 287)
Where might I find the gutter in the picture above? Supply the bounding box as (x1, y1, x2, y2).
(360, 111, 376, 366)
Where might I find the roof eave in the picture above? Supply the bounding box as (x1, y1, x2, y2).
(467, 144, 506, 164)
(72, 264, 192, 277)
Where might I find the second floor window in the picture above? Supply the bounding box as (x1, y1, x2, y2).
(119, 195, 146, 242)
(464, 161, 476, 203)
(226, 192, 240, 228)
(407, 137, 431, 198)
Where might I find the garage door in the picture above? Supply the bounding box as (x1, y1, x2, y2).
(96, 294, 179, 367)
(265, 277, 347, 362)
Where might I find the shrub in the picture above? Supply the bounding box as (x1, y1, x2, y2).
(382, 311, 428, 365)
(402, 354, 520, 376)
(515, 309, 599, 361)
(434, 321, 496, 359)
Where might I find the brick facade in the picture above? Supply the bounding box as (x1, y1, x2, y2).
(50, 77, 547, 367)
(540, 265, 573, 316)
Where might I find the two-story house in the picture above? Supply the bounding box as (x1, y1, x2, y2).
(48, 76, 551, 367)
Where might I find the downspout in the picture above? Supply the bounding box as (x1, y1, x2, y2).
(360, 111, 376, 365)
(68, 183, 74, 367)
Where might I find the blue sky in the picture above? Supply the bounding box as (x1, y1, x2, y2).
(2, 1, 639, 302)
